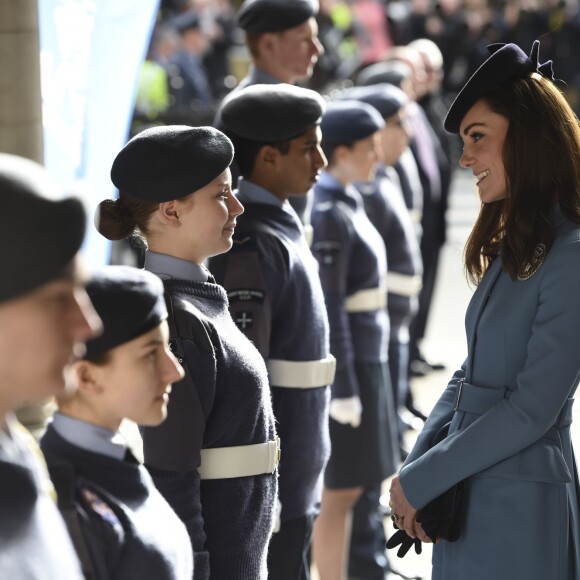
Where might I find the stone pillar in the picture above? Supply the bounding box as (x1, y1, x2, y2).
(0, 0, 43, 162)
(1, 0, 50, 437)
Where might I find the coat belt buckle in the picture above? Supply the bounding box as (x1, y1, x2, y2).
(453, 378, 465, 411)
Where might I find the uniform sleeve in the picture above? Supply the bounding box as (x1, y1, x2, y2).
(146, 468, 207, 579)
(45, 461, 123, 580)
(400, 238, 580, 509)
(142, 317, 217, 580)
(212, 234, 287, 358)
(311, 206, 359, 399)
(75, 487, 125, 580)
(142, 335, 214, 471)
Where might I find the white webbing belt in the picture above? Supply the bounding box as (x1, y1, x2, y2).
(267, 356, 336, 388)
(345, 286, 387, 313)
(303, 224, 314, 248)
(386, 272, 423, 297)
(410, 209, 422, 225)
(198, 438, 281, 480)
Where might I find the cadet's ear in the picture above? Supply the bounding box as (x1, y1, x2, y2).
(74, 360, 104, 395)
(257, 33, 277, 58)
(258, 144, 281, 168)
(333, 144, 351, 165)
(157, 200, 181, 224)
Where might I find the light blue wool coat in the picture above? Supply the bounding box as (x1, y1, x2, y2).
(400, 204, 580, 580)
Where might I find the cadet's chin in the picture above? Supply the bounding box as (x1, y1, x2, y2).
(45, 364, 70, 396)
(138, 400, 168, 427)
(222, 236, 234, 253)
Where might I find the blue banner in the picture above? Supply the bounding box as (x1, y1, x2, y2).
(39, 0, 160, 266)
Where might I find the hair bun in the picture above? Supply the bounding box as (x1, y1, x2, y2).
(95, 198, 136, 241)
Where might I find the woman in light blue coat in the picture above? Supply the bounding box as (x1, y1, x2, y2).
(389, 40, 580, 580)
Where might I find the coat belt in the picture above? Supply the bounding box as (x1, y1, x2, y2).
(454, 379, 574, 428)
(267, 356, 336, 388)
(198, 438, 281, 480)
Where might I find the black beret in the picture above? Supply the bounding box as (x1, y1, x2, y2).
(220, 84, 326, 141)
(238, 0, 318, 33)
(110, 125, 234, 202)
(321, 100, 385, 145)
(172, 10, 201, 33)
(341, 84, 408, 120)
(84, 266, 167, 360)
(0, 154, 86, 304)
(445, 40, 555, 133)
(357, 60, 412, 88)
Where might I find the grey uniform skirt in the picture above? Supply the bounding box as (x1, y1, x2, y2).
(324, 361, 399, 489)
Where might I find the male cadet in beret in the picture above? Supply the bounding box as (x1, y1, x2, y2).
(383, 46, 448, 380)
(217, 0, 324, 223)
(236, 0, 323, 88)
(309, 101, 399, 579)
(342, 84, 422, 580)
(0, 153, 101, 578)
(357, 61, 426, 245)
(209, 83, 334, 580)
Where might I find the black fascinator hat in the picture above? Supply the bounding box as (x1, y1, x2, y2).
(444, 40, 556, 134)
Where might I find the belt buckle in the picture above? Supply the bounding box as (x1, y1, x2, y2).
(453, 378, 465, 411)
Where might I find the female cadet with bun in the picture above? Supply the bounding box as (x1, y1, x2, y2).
(310, 101, 399, 579)
(95, 125, 278, 580)
(40, 265, 192, 580)
(389, 41, 580, 580)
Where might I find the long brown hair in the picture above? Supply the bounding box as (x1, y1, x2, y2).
(464, 74, 580, 284)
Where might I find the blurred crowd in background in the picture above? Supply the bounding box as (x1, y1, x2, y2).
(134, 0, 580, 131)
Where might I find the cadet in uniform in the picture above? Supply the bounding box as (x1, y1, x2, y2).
(95, 126, 278, 580)
(309, 102, 399, 579)
(358, 61, 425, 255)
(209, 84, 334, 579)
(40, 266, 193, 580)
(236, 0, 323, 88)
(0, 153, 100, 578)
(344, 84, 423, 580)
(217, 0, 324, 223)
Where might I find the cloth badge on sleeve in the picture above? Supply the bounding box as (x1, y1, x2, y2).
(312, 241, 341, 267)
(227, 288, 265, 304)
(80, 488, 122, 532)
(234, 311, 254, 330)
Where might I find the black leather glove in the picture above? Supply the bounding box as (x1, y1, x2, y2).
(415, 479, 467, 543)
(386, 528, 422, 558)
(413, 421, 467, 543)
